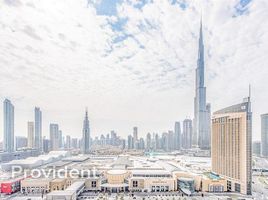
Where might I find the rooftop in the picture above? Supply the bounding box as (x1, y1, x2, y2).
(107, 169, 127, 175)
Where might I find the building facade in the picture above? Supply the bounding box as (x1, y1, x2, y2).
(16, 136, 27, 150)
(3, 99, 14, 153)
(261, 113, 268, 157)
(27, 121, 34, 148)
(174, 122, 181, 150)
(211, 97, 252, 195)
(34, 107, 42, 152)
(193, 20, 211, 150)
(253, 141, 261, 156)
(50, 123, 59, 151)
(182, 119, 192, 149)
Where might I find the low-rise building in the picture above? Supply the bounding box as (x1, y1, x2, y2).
(201, 172, 227, 192)
(129, 170, 175, 192)
(21, 178, 51, 194)
(85, 177, 101, 191)
(50, 178, 67, 191)
(46, 181, 85, 200)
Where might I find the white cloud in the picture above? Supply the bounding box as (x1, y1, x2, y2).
(0, 0, 267, 141)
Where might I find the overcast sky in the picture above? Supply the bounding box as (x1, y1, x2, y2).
(0, 0, 267, 141)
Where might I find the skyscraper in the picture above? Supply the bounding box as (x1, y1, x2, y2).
(27, 121, 34, 148)
(182, 119, 192, 149)
(168, 130, 175, 151)
(50, 123, 59, 151)
(43, 136, 50, 153)
(34, 107, 42, 152)
(133, 127, 138, 149)
(261, 113, 268, 157)
(174, 122, 181, 150)
(66, 135, 71, 149)
(82, 108, 90, 154)
(193, 20, 211, 149)
(16, 136, 27, 150)
(146, 132, 151, 151)
(3, 99, 14, 153)
(211, 97, 252, 195)
(71, 138, 78, 149)
(128, 135, 133, 149)
(58, 130, 63, 148)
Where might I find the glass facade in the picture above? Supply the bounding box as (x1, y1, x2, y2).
(177, 178, 195, 193)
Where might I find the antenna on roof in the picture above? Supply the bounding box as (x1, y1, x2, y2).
(249, 84, 251, 100)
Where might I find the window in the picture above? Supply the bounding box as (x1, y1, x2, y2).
(235, 183, 240, 193)
(91, 181, 97, 188)
(133, 180, 138, 188)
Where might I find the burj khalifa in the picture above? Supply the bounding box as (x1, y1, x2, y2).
(193, 20, 211, 150)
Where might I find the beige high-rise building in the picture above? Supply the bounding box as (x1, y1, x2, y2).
(27, 121, 34, 148)
(211, 97, 252, 195)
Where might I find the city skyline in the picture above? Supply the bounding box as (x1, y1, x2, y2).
(0, 0, 268, 141)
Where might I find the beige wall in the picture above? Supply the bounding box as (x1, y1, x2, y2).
(21, 179, 51, 193)
(129, 178, 144, 191)
(129, 177, 175, 192)
(50, 179, 67, 191)
(105, 171, 129, 184)
(212, 111, 251, 195)
(85, 178, 101, 191)
(201, 178, 227, 192)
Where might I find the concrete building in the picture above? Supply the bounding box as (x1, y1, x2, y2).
(21, 178, 52, 194)
(174, 122, 181, 150)
(146, 132, 151, 151)
(212, 97, 252, 195)
(101, 169, 130, 192)
(27, 121, 34, 148)
(85, 177, 101, 191)
(50, 178, 69, 191)
(129, 170, 175, 192)
(47, 181, 85, 200)
(128, 135, 134, 149)
(58, 130, 63, 148)
(3, 99, 14, 153)
(43, 136, 50, 153)
(253, 141, 261, 156)
(201, 172, 227, 193)
(133, 127, 138, 149)
(15, 136, 27, 150)
(71, 138, 78, 149)
(66, 135, 71, 149)
(193, 20, 211, 150)
(182, 119, 192, 149)
(261, 113, 268, 157)
(50, 123, 60, 151)
(34, 107, 42, 152)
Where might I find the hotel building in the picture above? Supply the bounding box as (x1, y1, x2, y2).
(211, 97, 252, 195)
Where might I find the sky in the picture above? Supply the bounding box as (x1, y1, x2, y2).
(0, 0, 267, 141)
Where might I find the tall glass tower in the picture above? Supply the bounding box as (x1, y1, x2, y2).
(174, 121, 181, 150)
(193, 20, 211, 149)
(82, 108, 90, 154)
(34, 107, 42, 152)
(3, 99, 14, 152)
